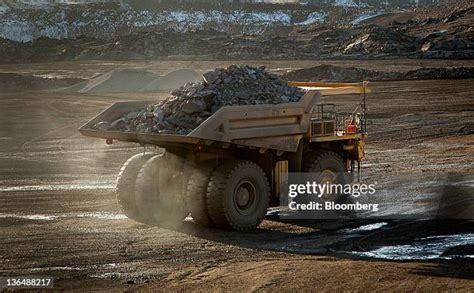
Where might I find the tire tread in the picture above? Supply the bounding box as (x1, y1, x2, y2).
(116, 153, 156, 221)
(206, 161, 270, 231)
(186, 162, 215, 226)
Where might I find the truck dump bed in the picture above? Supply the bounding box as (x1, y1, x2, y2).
(79, 83, 367, 153)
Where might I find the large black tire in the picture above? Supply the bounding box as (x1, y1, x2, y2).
(186, 162, 216, 226)
(302, 150, 349, 203)
(135, 153, 188, 225)
(206, 161, 270, 231)
(116, 153, 156, 222)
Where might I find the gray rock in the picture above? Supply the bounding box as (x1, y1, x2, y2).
(182, 98, 207, 114)
(203, 71, 219, 85)
(145, 112, 154, 118)
(278, 95, 291, 103)
(99, 65, 305, 135)
(111, 118, 126, 129)
(126, 111, 139, 120)
(153, 107, 164, 121)
(94, 121, 111, 130)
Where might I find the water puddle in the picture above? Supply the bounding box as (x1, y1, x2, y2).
(91, 272, 124, 278)
(29, 266, 86, 272)
(0, 183, 115, 192)
(74, 212, 127, 220)
(341, 222, 388, 233)
(29, 262, 120, 273)
(350, 233, 474, 260)
(0, 214, 59, 220)
(270, 221, 474, 261)
(0, 212, 127, 221)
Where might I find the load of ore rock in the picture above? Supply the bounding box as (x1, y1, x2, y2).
(94, 65, 305, 135)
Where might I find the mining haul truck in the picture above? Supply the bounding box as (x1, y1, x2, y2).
(79, 82, 368, 230)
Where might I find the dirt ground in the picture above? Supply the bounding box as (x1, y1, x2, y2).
(0, 60, 473, 291)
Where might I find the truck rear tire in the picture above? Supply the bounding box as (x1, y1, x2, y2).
(135, 153, 188, 225)
(303, 150, 349, 203)
(186, 162, 216, 226)
(116, 153, 156, 222)
(206, 160, 270, 231)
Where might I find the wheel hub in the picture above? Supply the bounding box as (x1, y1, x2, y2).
(319, 169, 337, 200)
(234, 181, 256, 212)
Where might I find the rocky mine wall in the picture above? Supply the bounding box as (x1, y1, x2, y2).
(0, 3, 472, 61)
(0, 4, 349, 42)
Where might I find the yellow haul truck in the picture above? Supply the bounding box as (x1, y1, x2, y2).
(79, 82, 368, 230)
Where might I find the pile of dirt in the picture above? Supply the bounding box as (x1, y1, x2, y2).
(282, 65, 474, 82)
(282, 65, 397, 82)
(421, 30, 474, 59)
(343, 25, 421, 56)
(356, 5, 474, 59)
(93, 65, 304, 135)
(65, 68, 201, 93)
(403, 67, 474, 80)
(66, 69, 157, 93)
(141, 69, 202, 92)
(0, 73, 83, 93)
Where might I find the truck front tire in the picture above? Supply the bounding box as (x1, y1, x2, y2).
(206, 160, 270, 231)
(303, 150, 349, 203)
